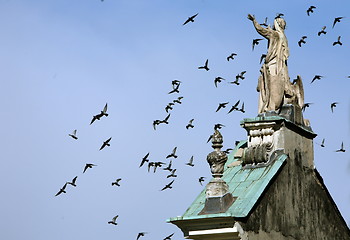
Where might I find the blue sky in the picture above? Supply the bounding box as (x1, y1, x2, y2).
(1, 0, 349, 239)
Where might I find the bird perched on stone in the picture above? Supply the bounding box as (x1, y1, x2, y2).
(214, 123, 225, 130)
(90, 103, 108, 125)
(166, 147, 178, 159)
(100, 137, 112, 151)
(318, 26, 327, 36)
(298, 36, 307, 47)
(198, 59, 209, 71)
(186, 119, 195, 129)
(68, 130, 78, 140)
(332, 17, 344, 28)
(331, 102, 339, 113)
(137, 232, 148, 240)
(306, 6, 316, 16)
(228, 100, 241, 114)
(163, 233, 175, 240)
(199, 177, 206, 185)
(183, 13, 198, 25)
(333, 36, 342, 46)
(55, 183, 67, 196)
(67, 176, 77, 187)
(83, 163, 97, 173)
(335, 142, 346, 152)
(226, 53, 237, 61)
(214, 77, 225, 87)
(186, 156, 195, 167)
(161, 180, 175, 191)
(216, 102, 229, 112)
(108, 215, 118, 225)
(139, 152, 150, 168)
(111, 178, 122, 186)
(252, 39, 263, 50)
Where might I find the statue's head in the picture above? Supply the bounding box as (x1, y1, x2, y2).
(274, 17, 286, 30)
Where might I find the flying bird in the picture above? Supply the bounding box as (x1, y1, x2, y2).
(227, 53, 237, 61)
(260, 17, 268, 27)
(186, 156, 195, 167)
(147, 162, 155, 172)
(153, 120, 161, 130)
(260, 54, 266, 64)
(331, 102, 339, 113)
(90, 103, 108, 125)
(173, 96, 183, 104)
(252, 39, 263, 50)
(160, 113, 171, 125)
(298, 36, 307, 47)
(68, 130, 78, 140)
(214, 77, 225, 87)
(163, 233, 175, 240)
(333, 36, 342, 46)
(318, 26, 327, 36)
(198, 59, 209, 71)
(166, 147, 178, 159)
(183, 13, 198, 25)
(235, 71, 246, 81)
(153, 162, 166, 173)
(111, 178, 122, 186)
(108, 215, 118, 225)
(335, 142, 346, 152)
(163, 160, 173, 172)
(100, 137, 112, 151)
(238, 102, 245, 113)
(332, 17, 344, 28)
(311, 75, 323, 83)
(199, 177, 206, 185)
(83, 163, 97, 173)
(171, 80, 181, 88)
(167, 169, 177, 178)
(139, 152, 150, 167)
(55, 183, 67, 196)
(317, 138, 325, 148)
(216, 102, 229, 112)
(67, 176, 77, 187)
(224, 148, 234, 154)
(186, 119, 195, 129)
(165, 102, 174, 113)
(228, 100, 241, 114)
(306, 6, 316, 16)
(168, 84, 180, 94)
(161, 180, 175, 191)
(137, 232, 148, 240)
(302, 103, 313, 112)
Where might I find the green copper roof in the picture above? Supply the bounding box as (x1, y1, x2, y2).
(169, 140, 287, 222)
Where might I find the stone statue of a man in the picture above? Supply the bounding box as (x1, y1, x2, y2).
(248, 14, 303, 114)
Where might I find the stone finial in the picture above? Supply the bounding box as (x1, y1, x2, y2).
(207, 129, 228, 178)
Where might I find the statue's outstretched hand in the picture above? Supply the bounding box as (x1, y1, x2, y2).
(247, 14, 255, 21)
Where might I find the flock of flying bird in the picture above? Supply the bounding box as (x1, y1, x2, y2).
(55, 4, 349, 238)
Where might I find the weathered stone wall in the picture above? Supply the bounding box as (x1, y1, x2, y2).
(240, 149, 350, 240)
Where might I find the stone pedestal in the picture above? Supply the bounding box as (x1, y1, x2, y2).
(199, 178, 235, 215)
